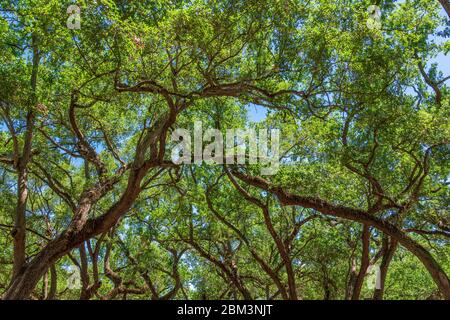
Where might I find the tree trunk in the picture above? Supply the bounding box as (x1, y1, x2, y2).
(373, 237, 398, 300)
(352, 225, 370, 300)
(12, 168, 28, 277)
(438, 0, 450, 18)
(3, 89, 177, 300)
(345, 258, 357, 300)
(12, 33, 38, 278)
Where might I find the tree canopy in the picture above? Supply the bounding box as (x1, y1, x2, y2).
(0, 0, 449, 300)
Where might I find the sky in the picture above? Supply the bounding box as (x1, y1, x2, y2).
(248, 6, 450, 123)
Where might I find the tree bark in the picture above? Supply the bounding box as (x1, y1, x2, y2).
(226, 171, 298, 299)
(231, 171, 450, 299)
(351, 225, 370, 300)
(345, 258, 357, 300)
(3, 153, 172, 300)
(12, 33, 38, 277)
(12, 167, 28, 277)
(438, 0, 450, 18)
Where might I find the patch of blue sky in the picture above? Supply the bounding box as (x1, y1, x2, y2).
(247, 103, 268, 123)
(429, 8, 449, 75)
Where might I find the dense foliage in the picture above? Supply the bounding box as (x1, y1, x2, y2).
(0, 0, 449, 300)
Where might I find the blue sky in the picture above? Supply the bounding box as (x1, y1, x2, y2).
(248, 7, 449, 123)
(431, 8, 450, 72)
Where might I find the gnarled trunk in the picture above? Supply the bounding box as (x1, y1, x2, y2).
(4, 234, 69, 299)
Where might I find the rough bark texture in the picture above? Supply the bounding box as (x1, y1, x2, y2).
(3, 108, 178, 299)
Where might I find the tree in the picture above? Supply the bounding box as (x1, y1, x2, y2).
(0, 0, 448, 300)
